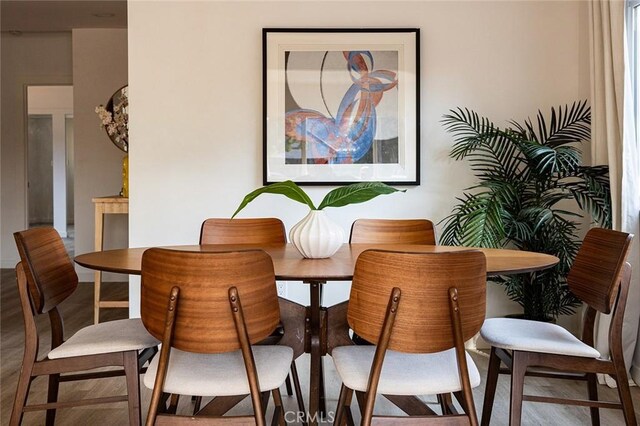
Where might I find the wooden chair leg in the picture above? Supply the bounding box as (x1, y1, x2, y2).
(94, 270, 101, 324)
(437, 394, 448, 415)
(157, 392, 170, 414)
(146, 364, 171, 425)
(167, 394, 180, 414)
(438, 393, 457, 415)
(355, 390, 366, 414)
(124, 351, 142, 426)
(481, 346, 501, 426)
(454, 391, 469, 413)
(334, 384, 352, 426)
(45, 373, 60, 426)
(10, 360, 34, 426)
(343, 388, 355, 426)
(344, 405, 355, 426)
(193, 396, 202, 415)
(612, 365, 638, 426)
(271, 388, 286, 426)
(461, 386, 478, 426)
(509, 351, 528, 426)
(318, 356, 327, 417)
(285, 374, 293, 396)
(139, 346, 158, 370)
(260, 391, 271, 419)
(289, 361, 306, 425)
(586, 372, 600, 426)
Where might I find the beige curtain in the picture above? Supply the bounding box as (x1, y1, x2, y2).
(589, 0, 640, 386)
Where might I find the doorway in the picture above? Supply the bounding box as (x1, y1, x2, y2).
(26, 85, 74, 254)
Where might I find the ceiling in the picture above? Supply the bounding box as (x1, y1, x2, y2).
(1, 1, 127, 32)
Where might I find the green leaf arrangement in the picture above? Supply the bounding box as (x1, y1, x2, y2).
(439, 101, 611, 321)
(232, 181, 405, 219)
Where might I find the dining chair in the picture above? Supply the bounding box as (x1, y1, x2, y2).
(199, 217, 305, 416)
(11, 227, 159, 426)
(332, 249, 487, 425)
(349, 218, 436, 346)
(140, 248, 293, 425)
(349, 218, 436, 245)
(480, 228, 636, 426)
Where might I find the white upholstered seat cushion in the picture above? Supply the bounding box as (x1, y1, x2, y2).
(143, 346, 293, 396)
(480, 318, 600, 358)
(48, 318, 159, 359)
(331, 346, 480, 395)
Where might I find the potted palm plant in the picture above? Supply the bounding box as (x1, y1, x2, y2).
(440, 101, 611, 321)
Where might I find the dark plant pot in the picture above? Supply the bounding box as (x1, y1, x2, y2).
(505, 313, 556, 323)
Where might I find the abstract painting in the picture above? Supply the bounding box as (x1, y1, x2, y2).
(263, 29, 419, 185)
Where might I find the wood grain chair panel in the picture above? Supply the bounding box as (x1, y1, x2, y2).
(567, 228, 633, 314)
(141, 248, 280, 354)
(348, 249, 486, 354)
(349, 219, 436, 245)
(200, 218, 286, 245)
(14, 227, 78, 314)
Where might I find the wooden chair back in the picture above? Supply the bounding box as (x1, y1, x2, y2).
(349, 219, 436, 245)
(568, 228, 633, 314)
(140, 248, 280, 353)
(13, 227, 78, 314)
(200, 218, 286, 245)
(348, 249, 486, 353)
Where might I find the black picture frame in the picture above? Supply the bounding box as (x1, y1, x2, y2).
(263, 28, 420, 186)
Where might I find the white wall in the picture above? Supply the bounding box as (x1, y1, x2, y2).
(72, 29, 129, 282)
(1, 32, 72, 267)
(27, 86, 73, 111)
(128, 1, 590, 326)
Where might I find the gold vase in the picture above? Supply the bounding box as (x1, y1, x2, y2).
(120, 154, 129, 197)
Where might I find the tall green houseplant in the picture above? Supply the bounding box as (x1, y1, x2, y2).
(440, 101, 611, 320)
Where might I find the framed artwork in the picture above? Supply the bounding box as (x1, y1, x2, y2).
(263, 28, 420, 185)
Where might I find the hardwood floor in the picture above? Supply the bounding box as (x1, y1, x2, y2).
(1, 267, 639, 425)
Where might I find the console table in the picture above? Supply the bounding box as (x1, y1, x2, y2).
(92, 196, 129, 323)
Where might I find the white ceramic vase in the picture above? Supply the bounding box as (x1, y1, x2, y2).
(289, 210, 345, 259)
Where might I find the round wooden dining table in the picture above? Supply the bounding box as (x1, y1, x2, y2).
(76, 243, 558, 425)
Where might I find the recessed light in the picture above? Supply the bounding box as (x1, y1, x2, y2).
(92, 13, 115, 18)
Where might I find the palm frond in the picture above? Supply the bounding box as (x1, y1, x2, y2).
(515, 101, 591, 147)
(559, 165, 612, 228)
(518, 142, 581, 175)
(442, 108, 497, 146)
(535, 189, 572, 210)
(470, 179, 520, 206)
(444, 109, 527, 181)
(545, 101, 591, 147)
(439, 192, 506, 248)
